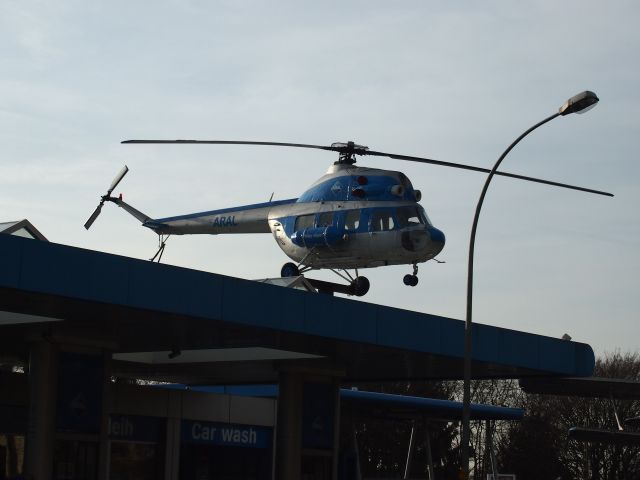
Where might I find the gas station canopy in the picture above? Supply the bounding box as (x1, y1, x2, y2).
(0, 234, 595, 385)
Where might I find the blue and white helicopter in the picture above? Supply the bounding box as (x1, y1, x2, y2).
(85, 140, 612, 296)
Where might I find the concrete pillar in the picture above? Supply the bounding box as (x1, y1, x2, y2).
(98, 351, 112, 480)
(331, 378, 341, 480)
(26, 340, 58, 480)
(274, 370, 341, 480)
(424, 422, 435, 480)
(164, 389, 182, 480)
(275, 370, 303, 480)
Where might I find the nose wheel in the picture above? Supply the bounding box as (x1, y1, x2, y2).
(403, 264, 419, 287)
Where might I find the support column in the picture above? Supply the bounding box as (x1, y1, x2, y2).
(424, 422, 435, 480)
(275, 369, 341, 480)
(26, 340, 58, 480)
(403, 422, 416, 479)
(275, 370, 303, 480)
(164, 390, 182, 480)
(98, 351, 112, 480)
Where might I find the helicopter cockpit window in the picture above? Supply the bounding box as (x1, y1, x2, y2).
(344, 210, 361, 231)
(318, 211, 334, 227)
(418, 205, 432, 226)
(295, 214, 315, 231)
(371, 210, 395, 232)
(396, 206, 424, 228)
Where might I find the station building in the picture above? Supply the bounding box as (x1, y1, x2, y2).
(0, 230, 595, 479)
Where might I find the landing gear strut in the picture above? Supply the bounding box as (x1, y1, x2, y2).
(333, 268, 370, 297)
(403, 264, 419, 287)
(280, 263, 370, 297)
(150, 234, 171, 263)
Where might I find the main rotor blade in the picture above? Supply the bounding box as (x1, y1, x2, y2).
(121, 140, 613, 197)
(122, 139, 337, 152)
(107, 165, 129, 195)
(84, 203, 103, 230)
(365, 150, 614, 197)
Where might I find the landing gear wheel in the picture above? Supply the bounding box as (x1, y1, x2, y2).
(281, 262, 300, 277)
(351, 276, 370, 297)
(403, 274, 419, 287)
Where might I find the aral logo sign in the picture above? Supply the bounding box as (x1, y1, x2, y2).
(182, 420, 272, 449)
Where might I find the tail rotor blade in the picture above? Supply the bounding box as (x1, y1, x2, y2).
(107, 165, 129, 195)
(84, 202, 103, 230)
(85, 166, 131, 230)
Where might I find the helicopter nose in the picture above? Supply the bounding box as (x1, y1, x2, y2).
(428, 226, 446, 251)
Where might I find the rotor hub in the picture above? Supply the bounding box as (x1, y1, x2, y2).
(331, 141, 369, 164)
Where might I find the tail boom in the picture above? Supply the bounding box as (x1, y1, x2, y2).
(107, 197, 151, 224)
(147, 198, 298, 235)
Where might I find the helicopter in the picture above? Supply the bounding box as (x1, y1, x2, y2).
(85, 140, 613, 297)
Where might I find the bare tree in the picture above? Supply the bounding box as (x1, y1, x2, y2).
(497, 352, 640, 480)
(347, 352, 639, 478)
(345, 381, 460, 478)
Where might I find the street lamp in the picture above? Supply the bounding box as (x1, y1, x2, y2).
(459, 91, 600, 478)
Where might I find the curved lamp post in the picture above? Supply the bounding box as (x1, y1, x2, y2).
(460, 91, 600, 478)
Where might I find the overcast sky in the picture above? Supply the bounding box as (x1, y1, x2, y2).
(1, 1, 638, 356)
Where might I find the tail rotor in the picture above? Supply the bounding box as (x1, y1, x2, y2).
(84, 165, 129, 230)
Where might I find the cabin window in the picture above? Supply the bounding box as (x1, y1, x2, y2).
(318, 211, 334, 227)
(396, 206, 424, 228)
(371, 210, 395, 232)
(344, 210, 361, 231)
(295, 214, 315, 231)
(418, 205, 432, 226)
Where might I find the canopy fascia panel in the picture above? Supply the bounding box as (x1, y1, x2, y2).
(0, 235, 595, 383)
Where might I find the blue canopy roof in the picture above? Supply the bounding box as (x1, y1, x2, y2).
(161, 383, 524, 421)
(0, 234, 595, 384)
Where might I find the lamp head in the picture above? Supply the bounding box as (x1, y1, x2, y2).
(559, 90, 599, 115)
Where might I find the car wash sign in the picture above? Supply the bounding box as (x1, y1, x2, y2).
(182, 420, 272, 449)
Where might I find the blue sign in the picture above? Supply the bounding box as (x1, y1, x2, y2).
(302, 382, 335, 450)
(181, 420, 272, 449)
(56, 352, 103, 433)
(109, 414, 164, 443)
